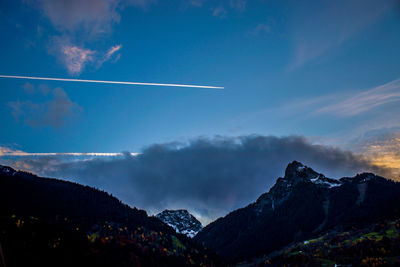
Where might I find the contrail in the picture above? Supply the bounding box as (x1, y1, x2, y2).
(0, 152, 139, 157)
(0, 75, 224, 89)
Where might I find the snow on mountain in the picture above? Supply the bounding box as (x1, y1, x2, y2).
(156, 209, 202, 238)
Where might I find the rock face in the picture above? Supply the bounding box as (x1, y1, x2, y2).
(195, 161, 400, 262)
(157, 209, 202, 238)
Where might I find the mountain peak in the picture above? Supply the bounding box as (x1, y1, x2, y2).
(283, 161, 342, 188)
(284, 161, 320, 180)
(256, 161, 342, 212)
(156, 209, 202, 238)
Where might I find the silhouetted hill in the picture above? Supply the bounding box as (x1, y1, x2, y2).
(0, 165, 224, 267)
(195, 161, 400, 263)
(0, 165, 165, 232)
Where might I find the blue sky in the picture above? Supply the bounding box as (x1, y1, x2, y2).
(1, 0, 400, 221)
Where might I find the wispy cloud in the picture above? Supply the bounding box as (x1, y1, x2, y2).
(288, 0, 395, 69)
(60, 45, 95, 75)
(23, 82, 35, 94)
(49, 36, 122, 75)
(0, 147, 26, 157)
(8, 86, 82, 128)
(229, 0, 247, 12)
(212, 6, 227, 18)
(24, 0, 151, 75)
(99, 44, 122, 65)
(186, 0, 207, 8)
(316, 78, 400, 117)
(182, 0, 247, 17)
(251, 23, 271, 36)
(259, 78, 400, 118)
(28, 0, 122, 36)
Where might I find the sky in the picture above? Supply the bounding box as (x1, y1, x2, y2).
(0, 0, 400, 224)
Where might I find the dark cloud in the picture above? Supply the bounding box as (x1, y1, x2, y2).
(2, 135, 389, 224)
(8, 87, 82, 128)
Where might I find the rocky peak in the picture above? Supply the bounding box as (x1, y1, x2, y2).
(255, 161, 342, 212)
(282, 161, 342, 188)
(284, 161, 320, 181)
(156, 209, 202, 238)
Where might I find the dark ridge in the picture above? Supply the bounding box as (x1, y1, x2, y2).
(195, 161, 400, 263)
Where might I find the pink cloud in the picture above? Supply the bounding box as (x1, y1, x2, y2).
(103, 44, 122, 62)
(61, 45, 96, 75)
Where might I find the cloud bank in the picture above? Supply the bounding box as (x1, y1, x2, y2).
(2, 135, 391, 224)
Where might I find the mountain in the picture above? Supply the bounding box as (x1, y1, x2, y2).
(0, 165, 224, 267)
(156, 210, 202, 238)
(195, 161, 400, 263)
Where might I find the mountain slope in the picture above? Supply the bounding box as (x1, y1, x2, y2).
(195, 161, 400, 262)
(0, 165, 224, 267)
(262, 219, 400, 266)
(156, 209, 202, 238)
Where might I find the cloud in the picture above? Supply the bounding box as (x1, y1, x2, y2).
(0, 147, 26, 157)
(186, 0, 207, 8)
(27, 0, 155, 36)
(8, 87, 82, 128)
(2, 135, 390, 224)
(351, 129, 400, 179)
(229, 0, 246, 11)
(100, 44, 122, 65)
(181, 0, 246, 17)
(212, 6, 227, 18)
(288, 0, 395, 69)
(30, 0, 121, 36)
(60, 45, 96, 75)
(258, 77, 400, 119)
(48, 37, 122, 75)
(251, 23, 271, 36)
(316, 78, 400, 117)
(23, 82, 35, 94)
(24, 0, 145, 75)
